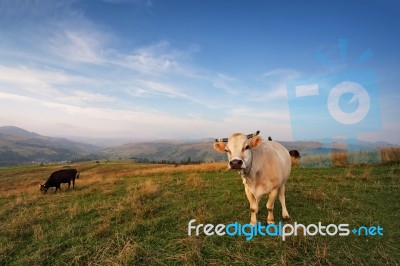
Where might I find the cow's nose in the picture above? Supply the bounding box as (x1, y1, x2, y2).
(229, 159, 244, 169)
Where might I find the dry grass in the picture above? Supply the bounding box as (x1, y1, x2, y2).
(361, 166, 373, 181)
(298, 153, 333, 167)
(381, 147, 400, 163)
(115, 240, 137, 265)
(1, 161, 399, 265)
(138, 179, 159, 197)
(77, 162, 226, 181)
(315, 242, 330, 263)
(186, 173, 208, 188)
(308, 188, 328, 202)
(332, 152, 347, 167)
(298, 147, 400, 168)
(291, 157, 299, 168)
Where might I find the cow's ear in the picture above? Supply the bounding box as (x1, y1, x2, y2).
(213, 142, 226, 153)
(249, 136, 262, 149)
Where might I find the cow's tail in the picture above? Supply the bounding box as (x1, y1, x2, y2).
(76, 172, 80, 179)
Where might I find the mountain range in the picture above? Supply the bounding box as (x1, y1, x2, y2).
(0, 126, 100, 166)
(0, 126, 394, 166)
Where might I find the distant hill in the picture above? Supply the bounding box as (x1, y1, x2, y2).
(0, 126, 41, 138)
(0, 126, 396, 166)
(101, 139, 226, 163)
(0, 126, 101, 166)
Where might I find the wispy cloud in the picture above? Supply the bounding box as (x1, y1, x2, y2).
(111, 41, 185, 75)
(0, 65, 88, 87)
(46, 26, 195, 77)
(0, 65, 114, 104)
(212, 74, 243, 95)
(99, 0, 153, 6)
(0, 0, 75, 16)
(49, 30, 106, 64)
(67, 90, 116, 103)
(130, 80, 216, 108)
(249, 68, 301, 102)
(0, 65, 89, 99)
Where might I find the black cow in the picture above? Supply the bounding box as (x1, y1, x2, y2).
(40, 169, 79, 193)
(289, 150, 301, 159)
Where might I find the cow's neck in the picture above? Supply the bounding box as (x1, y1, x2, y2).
(240, 149, 254, 177)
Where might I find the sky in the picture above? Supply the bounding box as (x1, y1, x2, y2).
(0, 0, 399, 143)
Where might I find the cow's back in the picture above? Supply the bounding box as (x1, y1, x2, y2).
(50, 169, 77, 182)
(255, 141, 291, 182)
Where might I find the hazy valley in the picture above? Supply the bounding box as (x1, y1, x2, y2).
(0, 126, 395, 166)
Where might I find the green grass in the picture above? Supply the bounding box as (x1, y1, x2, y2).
(0, 162, 399, 265)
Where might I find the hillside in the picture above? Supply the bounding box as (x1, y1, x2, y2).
(0, 126, 100, 166)
(0, 126, 396, 166)
(1, 162, 399, 264)
(101, 139, 227, 163)
(101, 139, 381, 163)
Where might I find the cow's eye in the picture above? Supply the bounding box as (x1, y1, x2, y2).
(225, 149, 230, 153)
(242, 145, 250, 152)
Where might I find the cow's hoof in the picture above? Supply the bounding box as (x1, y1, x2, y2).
(267, 221, 275, 225)
(283, 216, 291, 221)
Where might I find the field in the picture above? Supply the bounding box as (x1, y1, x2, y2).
(1, 160, 399, 265)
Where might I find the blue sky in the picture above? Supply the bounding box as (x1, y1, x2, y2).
(0, 0, 399, 143)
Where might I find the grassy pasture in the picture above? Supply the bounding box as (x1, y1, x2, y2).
(0, 161, 399, 265)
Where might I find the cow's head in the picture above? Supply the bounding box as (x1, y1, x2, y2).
(39, 185, 48, 193)
(214, 131, 262, 170)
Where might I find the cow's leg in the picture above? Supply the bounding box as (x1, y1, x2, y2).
(244, 186, 259, 226)
(68, 181, 71, 189)
(266, 188, 278, 224)
(72, 179, 75, 188)
(279, 184, 290, 220)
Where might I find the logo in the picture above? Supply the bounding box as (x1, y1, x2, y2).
(286, 39, 381, 166)
(188, 219, 384, 241)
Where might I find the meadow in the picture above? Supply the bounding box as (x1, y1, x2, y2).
(0, 157, 399, 265)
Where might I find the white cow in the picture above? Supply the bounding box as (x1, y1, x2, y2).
(214, 131, 291, 225)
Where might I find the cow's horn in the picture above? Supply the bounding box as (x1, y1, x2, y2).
(215, 137, 228, 142)
(246, 130, 260, 139)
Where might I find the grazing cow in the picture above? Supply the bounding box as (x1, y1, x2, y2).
(268, 136, 272, 141)
(214, 131, 291, 225)
(40, 169, 79, 193)
(289, 150, 301, 159)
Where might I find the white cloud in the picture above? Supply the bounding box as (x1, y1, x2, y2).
(0, 65, 115, 104)
(212, 74, 242, 95)
(0, 65, 88, 100)
(226, 107, 289, 121)
(0, 0, 75, 16)
(0, 65, 80, 87)
(46, 27, 195, 78)
(131, 80, 215, 108)
(49, 30, 107, 64)
(110, 41, 196, 77)
(262, 68, 299, 79)
(249, 68, 301, 102)
(69, 90, 116, 103)
(99, 0, 152, 6)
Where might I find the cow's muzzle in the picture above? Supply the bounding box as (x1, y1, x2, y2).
(229, 159, 245, 170)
